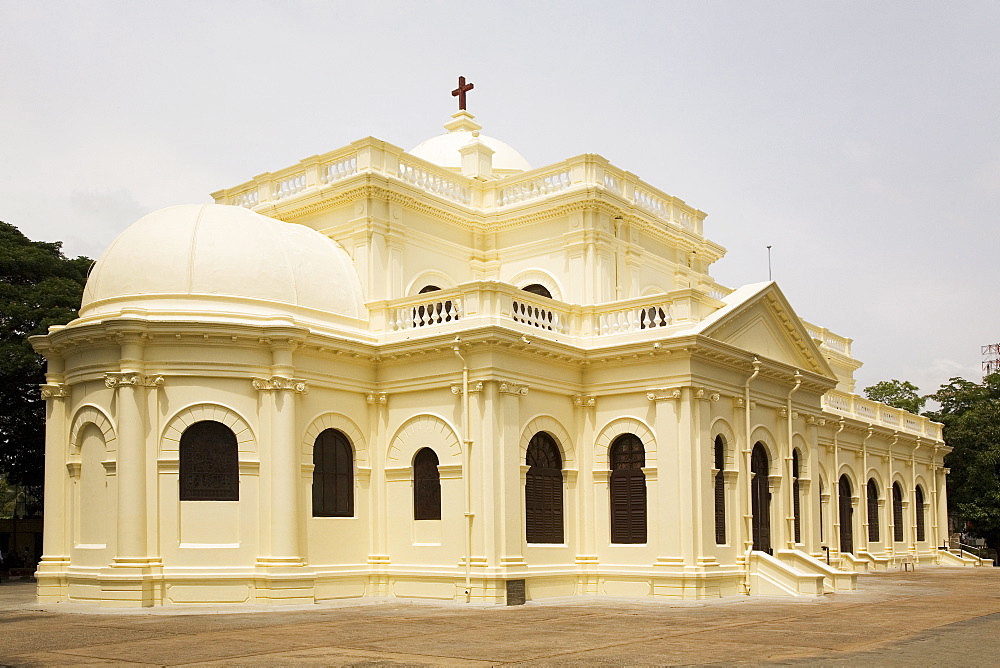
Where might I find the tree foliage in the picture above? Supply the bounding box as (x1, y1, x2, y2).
(927, 373, 1000, 553)
(0, 222, 91, 507)
(863, 379, 926, 414)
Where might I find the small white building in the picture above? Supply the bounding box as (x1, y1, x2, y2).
(31, 107, 963, 607)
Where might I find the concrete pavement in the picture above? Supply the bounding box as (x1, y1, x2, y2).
(2, 566, 999, 665)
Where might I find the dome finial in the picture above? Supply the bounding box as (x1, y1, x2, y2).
(451, 75, 474, 111)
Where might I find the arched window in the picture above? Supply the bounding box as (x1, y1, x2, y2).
(610, 433, 646, 544)
(867, 478, 880, 543)
(915, 485, 926, 542)
(714, 435, 726, 544)
(792, 449, 801, 544)
(312, 429, 354, 517)
(522, 283, 552, 298)
(180, 420, 239, 501)
(750, 443, 771, 553)
(838, 475, 854, 554)
(413, 448, 441, 520)
(418, 285, 441, 294)
(525, 432, 563, 543)
(892, 482, 904, 542)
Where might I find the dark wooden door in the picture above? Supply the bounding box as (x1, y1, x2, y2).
(751, 443, 771, 554)
(839, 475, 854, 554)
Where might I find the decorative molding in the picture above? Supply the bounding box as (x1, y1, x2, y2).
(252, 376, 308, 393)
(450, 381, 484, 395)
(647, 388, 682, 402)
(573, 393, 596, 407)
(40, 383, 70, 400)
(104, 372, 164, 389)
(498, 381, 529, 396)
(366, 391, 388, 405)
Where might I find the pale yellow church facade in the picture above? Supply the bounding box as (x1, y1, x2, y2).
(31, 105, 975, 607)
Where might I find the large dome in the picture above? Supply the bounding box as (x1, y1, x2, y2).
(409, 111, 531, 174)
(79, 204, 366, 329)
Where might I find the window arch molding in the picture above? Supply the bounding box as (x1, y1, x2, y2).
(387, 414, 462, 466)
(595, 417, 655, 470)
(836, 463, 860, 486)
(70, 405, 117, 455)
(748, 426, 779, 464)
(161, 403, 256, 459)
(520, 416, 574, 470)
(406, 271, 457, 296)
(710, 418, 737, 469)
(302, 412, 368, 468)
(510, 269, 563, 302)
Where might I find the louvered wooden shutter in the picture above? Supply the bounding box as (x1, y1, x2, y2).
(867, 480, 879, 543)
(838, 476, 853, 554)
(893, 484, 904, 542)
(526, 433, 563, 543)
(915, 487, 925, 541)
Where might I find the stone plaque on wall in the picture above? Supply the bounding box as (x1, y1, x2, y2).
(506, 579, 526, 606)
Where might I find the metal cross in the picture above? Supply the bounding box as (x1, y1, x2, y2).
(452, 76, 474, 111)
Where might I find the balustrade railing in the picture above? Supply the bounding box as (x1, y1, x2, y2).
(823, 390, 942, 439)
(388, 295, 462, 331)
(273, 172, 307, 201)
(597, 303, 670, 335)
(232, 189, 259, 209)
(496, 170, 573, 207)
(323, 156, 357, 184)
(397, 160, 471, 206)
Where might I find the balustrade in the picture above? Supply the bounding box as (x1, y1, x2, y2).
(496, 170, 573, 206)
(397, 160, 471, 205)
(273, 173, 307, 201)
(322, 156, 358, 184)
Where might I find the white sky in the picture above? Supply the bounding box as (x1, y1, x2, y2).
(3, 1, 997, 396)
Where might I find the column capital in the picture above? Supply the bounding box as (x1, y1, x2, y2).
(104, 372, 164, 389)
(451, 381, 484, 395)
(252, 376, 308, 393)
(498, 380, 529, 396)
(366, 391, 388, 405)
(39, 383, 70, 400)
(646, 387, 681, 402)
(572, 393, 596, 407)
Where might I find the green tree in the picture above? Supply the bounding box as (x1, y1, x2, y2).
(863, 379, 926, 414)
(927, 373, 1000, 553)
(0, 222, 91, 511)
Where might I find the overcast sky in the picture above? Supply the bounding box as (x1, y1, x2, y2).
(3, 1, 997, 396)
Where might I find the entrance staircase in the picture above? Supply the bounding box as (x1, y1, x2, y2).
(774, 549, 857, 592)
(746, 551, 824, 597)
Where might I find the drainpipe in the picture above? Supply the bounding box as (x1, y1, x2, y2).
(453, 337, 473, 602)
(743, 357, 761, 594)
(831, 418, 844, 557)
(861, 426, 873, 552)
(785, 371, 802, 549)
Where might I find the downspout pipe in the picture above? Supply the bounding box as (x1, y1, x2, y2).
(786, 371, 802, 549)
(743, 357, 761, 594)
(453, 337, 473, 602)
(831, 418, 845, 556)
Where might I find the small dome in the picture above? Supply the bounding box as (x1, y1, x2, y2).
(80, 204, 366, 330)
(409, 111, 531, 174)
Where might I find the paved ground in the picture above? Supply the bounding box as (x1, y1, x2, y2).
(2, 567, 1000, 666)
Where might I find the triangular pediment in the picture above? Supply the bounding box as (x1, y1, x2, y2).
(696, 283, 834, 378)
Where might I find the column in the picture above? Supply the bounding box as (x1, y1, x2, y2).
(252, 375, 308, 565)
(366, 391, 389, 593)
(647, 388, 682, 567)
(37, 368, 71, 601)
(573, 393, 598, 593)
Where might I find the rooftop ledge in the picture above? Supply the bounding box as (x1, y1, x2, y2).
(210, 138, 708, 236)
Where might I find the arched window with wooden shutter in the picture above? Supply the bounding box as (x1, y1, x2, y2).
(413, 448, 441, 520)
(312, 429, 354, 517)
(867, 478, 880, 543)
(610, 433, 647, 544)
(525, 432, 563, 543)
(792, 449, 802, 544)
(180, 420, 239, 501)
(714, 435, 726, 544)
(892, 482, 904, 542)
(915, 485, 926, 542)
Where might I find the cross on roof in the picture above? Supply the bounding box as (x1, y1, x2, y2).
(452, 76, 474, 111)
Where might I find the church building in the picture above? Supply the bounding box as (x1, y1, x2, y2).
(30, 81, 968, 607)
